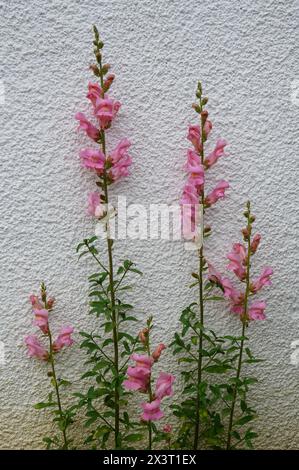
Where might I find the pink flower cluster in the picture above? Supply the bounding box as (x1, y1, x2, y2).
(181, 113, 229, 240)
(208, 234, 273, 321)
(75, 81, 132, 191)
(123, 346, 175, 422)
(24, 291, 74, 360)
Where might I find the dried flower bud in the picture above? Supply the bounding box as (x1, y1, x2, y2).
(101, 64, 111, 75)
(90, 64, 101, 76)
(138, 328, 149, 345)
(249, 215, 255, 223)
(192, 103, 201, 113)
(242, 227, 250, 240)
(204, 225, 211, 234)
(47, 371, 53, 377)
(201, 110, 209, 123)
(201, 96, 208, 106)
(250, 233, 261, 254)
(47, 297, 55, 309)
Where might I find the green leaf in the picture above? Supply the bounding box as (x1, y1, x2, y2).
(234, 415, 255, 426)
(205, 364, 232, 374)
(34, 402, 57, 409)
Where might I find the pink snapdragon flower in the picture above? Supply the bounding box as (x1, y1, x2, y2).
(52, 326, 74, 352)
(184, 150, 205, 180)
(207, 263, 224, 286)
(141, 398, 164, 421)
(248, 300, 266, 321)
(251, 267, 273, 293)
(87, 82, 103, 106)
(131, 353, 154, 370)
(87, 192, 105, 218)
(33, 309, 49, 334)
(227, 243, 247, 281)
(29, 295, 43, 309)
(155, 372, 175, 399)
(187, 125, 201, 153)
(80, 148, 106, 172)
(25, 335, 48, 360)
(152, 344, 166, 362)
(94, 96, 121, 129)
(75, 112, 100, 142)
(205, 180, 229, 206)
(108, 139, 132, 181)
(123, 366, 151, 392)
(123, 354, 154, 393)
(250, 233, 261, 254)
(204, 138, 228, 168)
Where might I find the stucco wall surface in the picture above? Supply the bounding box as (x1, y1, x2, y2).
(0, 0, 298, 449)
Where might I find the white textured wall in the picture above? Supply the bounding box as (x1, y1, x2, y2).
(0, 0, 298, 449)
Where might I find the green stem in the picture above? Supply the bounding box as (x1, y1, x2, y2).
(226, 215, 252, 450)
(146, 336, 153, 450)
(193, 96, 205, 451)
(98, 57, 120, 449)
(48, 332, 68, 450)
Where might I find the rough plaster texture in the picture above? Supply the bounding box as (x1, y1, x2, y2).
(0, 0, 298, 449)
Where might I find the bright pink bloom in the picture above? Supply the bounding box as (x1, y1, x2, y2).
(248, 300, 266, 321)
(87, 192, 105, 217)
(163, 424, 172, 433)
(221, 278, 244, 304)
(152, 344, 166, 362)
(110, 139, 131, 164)
(25, 335, 48, 360)
(155, 372, 175, 399)
(108, 139, 132, 181)
(251, 267, 273, 293)
(123, 366, 151, 392)
(52, 326, 74, 352)
(227, 243, 247, 281)
(141, 399, 164, 421)
(80, 148, 106, 172)
(94, 96, 121, 129)
(205, 180, 229, 206)
(131, 353, 154, 370)
(250, 233, 261, 254)
(204, 138, 228, 168)
(187, 125, 201, 153)
(75, 112, 100, 142)
(87, 82, 103, 106)
(203, 119, 213, 138)
(33, 308, 49, 334)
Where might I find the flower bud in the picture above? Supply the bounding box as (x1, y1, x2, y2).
(152, 343, 166, 362)
(89, 64, 101, 76)
(101, 64, 111, 75)
(192, 103, 201, 113)
(138, 328, 149, 345)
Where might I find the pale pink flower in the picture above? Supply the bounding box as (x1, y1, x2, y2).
(123, 366, 151, 392)
(163, 424, 172, 433)
(207, 263, 224, 286)
(227, 243, 247, 281)
(184, 150, 205, 181)
(80, 148, 106, 172)
(131, 353, 154, 370)
(248, 300, 266, 321)
(155, 372, 175, 399)
(152, 344, 166, 362)
(251, 267, 273, 293)
(221, 278, 244, 304)
(250, 233, 261, 254)
(205, 180, 229, 206)
(86, 82, 103, 106)
(52, 326, 74, 352)
(25, 335, 48, 360)
(75, 112, 100, 142)
(29, 295, 43, 309)
(109, 138, 131, 164)
(187, 125, 201, 153)
(109, 156, 132, 181)
(204, 138, 228, 168)
(87, 192, 105, 218)
(141, 399, 164, 421)
(33, 308, 49, 334)
(94, 96, 121, 129)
